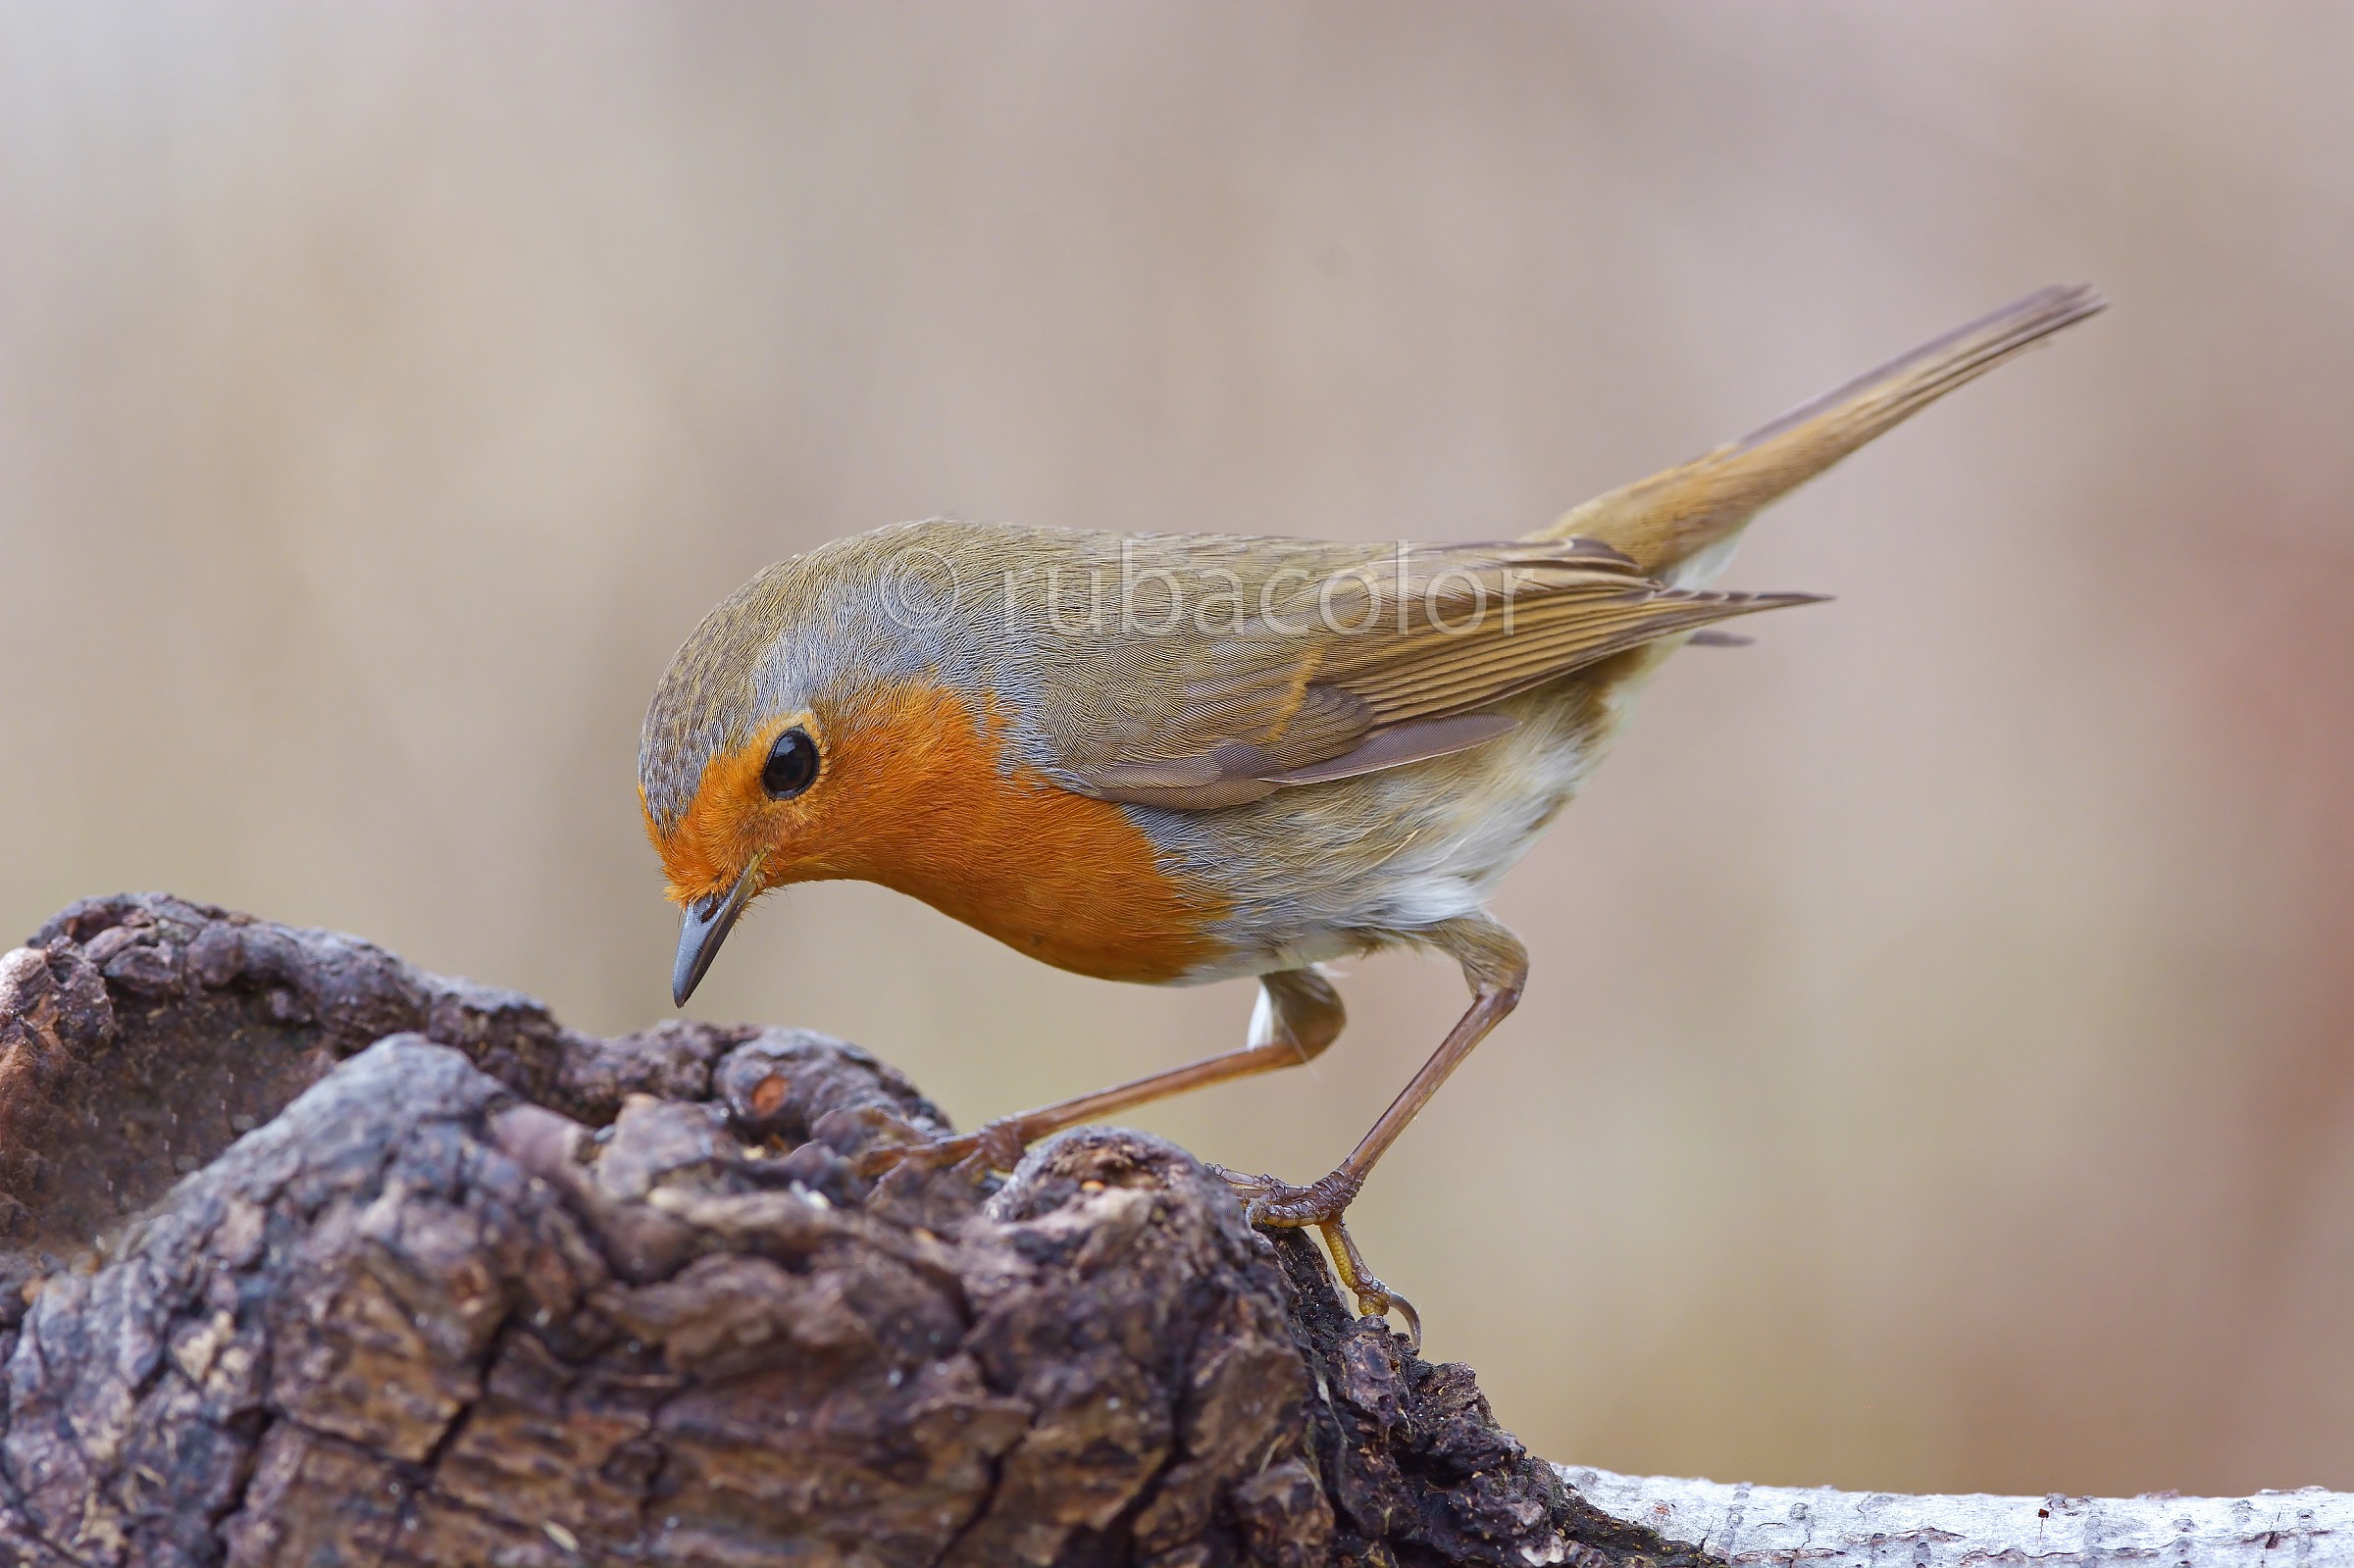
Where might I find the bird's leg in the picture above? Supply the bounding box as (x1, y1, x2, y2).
(1223, 916, 1527, 1335)
(857, 968, 1345, 1177)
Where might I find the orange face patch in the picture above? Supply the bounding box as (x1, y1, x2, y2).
(644, 683, 1230, 984)
(643, 709, 809, 908)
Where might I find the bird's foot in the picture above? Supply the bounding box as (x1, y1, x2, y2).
(1218, 1166, 1361, 1227)
(1213, 1166, 1420, 1351)
(852, 1117, 1032, 1179)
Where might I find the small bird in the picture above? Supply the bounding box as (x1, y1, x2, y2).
(640, 285, 2102, 1334)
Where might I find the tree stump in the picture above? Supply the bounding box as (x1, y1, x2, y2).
(0, 893, 1705, 1567)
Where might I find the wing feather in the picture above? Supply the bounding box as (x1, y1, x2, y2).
(1038, 532, 1818, 808)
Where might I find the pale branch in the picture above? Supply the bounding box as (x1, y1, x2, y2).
(1563, 1468, 2352, 1566)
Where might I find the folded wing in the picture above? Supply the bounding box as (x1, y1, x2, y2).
(1040, 535, 1812, 810)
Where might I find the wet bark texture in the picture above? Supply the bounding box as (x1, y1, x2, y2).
(0, 893, 1708, 1568)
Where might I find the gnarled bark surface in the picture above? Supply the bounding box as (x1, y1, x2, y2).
(0, 893, 1705, 1568)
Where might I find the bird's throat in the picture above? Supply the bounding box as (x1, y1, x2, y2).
(781, 681, 1231, 985)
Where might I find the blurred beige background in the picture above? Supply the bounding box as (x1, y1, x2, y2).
(5, 1, 2353, 1496)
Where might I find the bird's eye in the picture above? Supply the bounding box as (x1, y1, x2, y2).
(761, 728, 819, 799)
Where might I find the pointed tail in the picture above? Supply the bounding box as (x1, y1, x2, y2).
(1534, 284, 2105, 580)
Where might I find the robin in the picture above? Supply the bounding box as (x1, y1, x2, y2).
(640, 284, 2102, 1335)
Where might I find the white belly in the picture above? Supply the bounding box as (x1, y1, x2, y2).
(1135, 655, 1673, 982)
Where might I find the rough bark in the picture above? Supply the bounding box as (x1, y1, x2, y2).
(7, 895, 2342, 1567)
(0, 893, 1703, 1568)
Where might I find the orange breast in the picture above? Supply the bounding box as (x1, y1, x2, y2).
(737, 681, 1230, 985)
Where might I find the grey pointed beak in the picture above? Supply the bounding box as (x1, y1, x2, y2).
(672, 855, 764, 1007)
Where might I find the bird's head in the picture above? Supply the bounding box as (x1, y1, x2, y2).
(638, 554, 864, 1007)
(639, 521, 1228, 1002)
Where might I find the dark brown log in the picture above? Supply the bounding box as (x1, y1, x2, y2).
(0, 893, 1709, 1568)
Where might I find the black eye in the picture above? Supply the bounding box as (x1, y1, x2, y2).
(761, 728, 819, 799)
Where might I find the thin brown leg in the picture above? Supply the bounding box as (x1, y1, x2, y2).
(861, 967, 1345, 1175)
(1223, 916, 1527, 1329)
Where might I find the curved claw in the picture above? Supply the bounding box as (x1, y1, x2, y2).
(1210, 1166, 1420, 1353)
(1353, 1280, 1422, 1352)
(1317, 1216, 1422, 1353)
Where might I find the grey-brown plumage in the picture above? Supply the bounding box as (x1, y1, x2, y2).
(638, 285, 2106, 1334)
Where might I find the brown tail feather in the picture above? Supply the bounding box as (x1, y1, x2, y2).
(1534, 284, 2105, 578)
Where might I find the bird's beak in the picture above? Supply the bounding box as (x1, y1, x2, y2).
(672, 852, 764, 1007)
